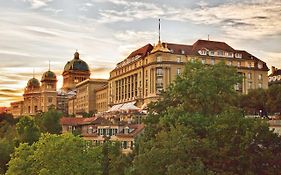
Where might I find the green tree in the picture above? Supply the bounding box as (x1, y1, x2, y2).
(0, 113, 18, 174)
(6, 133, 102, 175)
(240, 88, 267, 115)
(36, 107, 63, 134)
(16, 116, 40, 145)
(0, 138, 14, 174)
(132, 62, 281, 175)
(267, 84, 281, 114)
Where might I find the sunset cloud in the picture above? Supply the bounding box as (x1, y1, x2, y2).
(0, 0, 280, 106)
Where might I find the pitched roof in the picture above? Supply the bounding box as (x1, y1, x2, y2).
(116, 124, 145, 138)
(192, 39, 235, 53)
(164, 43, 193, 55)
(60, 116, 106, 126)
(126, 44, 153, 59)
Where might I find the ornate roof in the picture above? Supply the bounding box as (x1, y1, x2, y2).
(41, 70, 57, 82)
(63, 51, 90, 72)
(27, 78, 40, 88)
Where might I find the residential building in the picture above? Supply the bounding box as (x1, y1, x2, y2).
(10, 101, 24, 117)
(60, 116, 144, 153)
(269, 66, 281, 86)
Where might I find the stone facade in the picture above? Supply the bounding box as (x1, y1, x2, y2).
(108, 40, 269, 108)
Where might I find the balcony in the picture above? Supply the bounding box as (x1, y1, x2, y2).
(156, 83, 163, 88)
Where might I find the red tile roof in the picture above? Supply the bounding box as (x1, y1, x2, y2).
(192, 39, 235, 53)
(116, 124, 145, 138)
(127, 44, 153, 59)
(60, 116, 106, 126)
(164, 43, 193, 55)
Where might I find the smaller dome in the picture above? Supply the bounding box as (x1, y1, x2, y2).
(41, 70, 57, 82)
(27, 78, 40, 88)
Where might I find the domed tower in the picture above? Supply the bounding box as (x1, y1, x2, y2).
(23, 77, 41, 115)
(41, 69, 58, 112)
(62, 51, 90, 91)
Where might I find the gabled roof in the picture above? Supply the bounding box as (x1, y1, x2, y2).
(192, 39, 235, 53)
(164, 43, 193, 55)
(116, 124, 145, 138)
(60, 116, 107, 126)
(126, 44, 153, 59)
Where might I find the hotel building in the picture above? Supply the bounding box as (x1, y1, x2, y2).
(108, 39, 269, 109)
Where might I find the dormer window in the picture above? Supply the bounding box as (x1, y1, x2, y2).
(235, 53, 242, 58)
(217, 50, 223, 56)
(209, 51, 214, 56)
(258, 63, 263, 69)
(181, 50, 185, 54)
(88, 126, 93, 134)
(124, 126, 130, 134)
(227, 52, 234, 57)
(198, 49, 207, 55)
(170, 49, 174, 53)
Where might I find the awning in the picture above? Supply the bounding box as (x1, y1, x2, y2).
(107, 104, 123, 112)
(119, 101, 140, 110)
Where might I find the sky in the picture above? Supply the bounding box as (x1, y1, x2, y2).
(0, 0, 280, 106)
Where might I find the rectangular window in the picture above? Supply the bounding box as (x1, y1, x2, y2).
(177, 68, 181, 75)
(156, 68, 163, 76)
(258, 83, 262, 88)
(248, 82, 253, 89)
(258, 74, 262, 80)
(227, 61, 232, 66)
(210, 58, 215, 65)
(177, 57, 181, 63)
(48, 97, 52, 103)
(237, 61, 241, 67)
(201, 58, 206, 64)
(156, 56, 161, 62)
(247, 73, 252, 79)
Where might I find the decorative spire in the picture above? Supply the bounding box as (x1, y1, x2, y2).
(33, 68, 35, 78)
(74, 50, 79, 59)
(208, 34, 210, 41)
(48, 60, 51, 71)
(158, 18, 161, 43)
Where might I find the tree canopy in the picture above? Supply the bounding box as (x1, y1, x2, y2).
(16, 116, 40, 145)
(6, 133, 102, 175)
(35, 107, 63, 134)
(132, 62, 281, 175)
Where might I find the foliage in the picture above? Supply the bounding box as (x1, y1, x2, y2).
(132, 62, 281, 175)
(36, 107, 63, 134)
(149, 61, 242, 116)
(240, 84, 281, 115)
(0, 138, 14, 174)
(267, 84, 281, 114)
(16, 116, 40, 145)
(0, 113, 18, 174)
(240, 88, 267, 115)
(6, 133, 102, 175)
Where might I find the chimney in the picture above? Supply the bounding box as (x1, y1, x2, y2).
(271, 66, 276, 74)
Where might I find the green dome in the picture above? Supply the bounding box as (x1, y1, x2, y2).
(27, 78, 40, 88)
(41, 70, 57, 82)
(63, 52, 90, 72)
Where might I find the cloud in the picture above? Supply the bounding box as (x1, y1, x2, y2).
(23, 0, 53, 9)
(96, 0, 281, 40)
